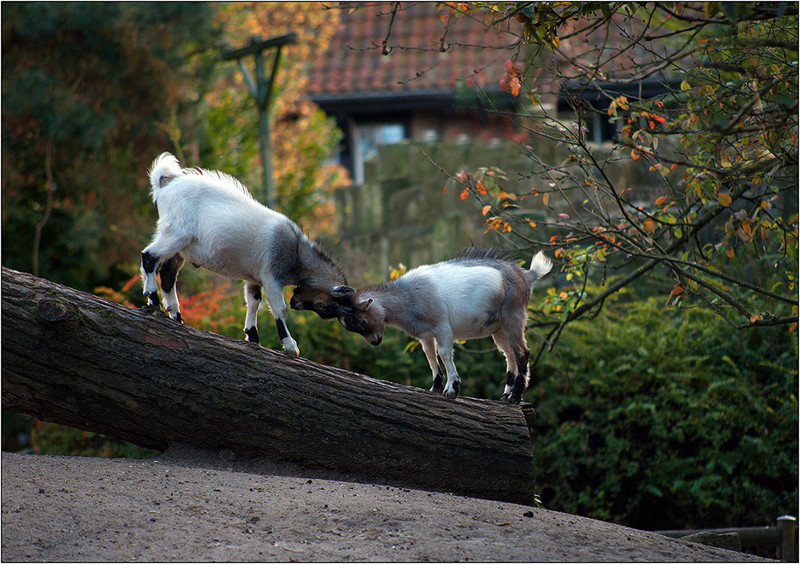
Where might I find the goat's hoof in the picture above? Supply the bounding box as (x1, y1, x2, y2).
(443, 382, 460, 399)
(500, 393, 510, 401)
(244, 327, 260, 344)
(281, 338, 300, 357)
(507, 396, 522, 405)
(430, 384, 445, 394)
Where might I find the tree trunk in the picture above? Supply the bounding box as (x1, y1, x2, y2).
(1, 267, 537, 505)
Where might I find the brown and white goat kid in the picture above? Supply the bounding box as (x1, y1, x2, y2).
(337, 248, 553, 403)
(141, 152, 355, 356)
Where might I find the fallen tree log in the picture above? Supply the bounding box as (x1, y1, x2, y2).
(1, 267, 537, 505)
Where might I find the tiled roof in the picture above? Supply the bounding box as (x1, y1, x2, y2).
(307, 2, 514, 100)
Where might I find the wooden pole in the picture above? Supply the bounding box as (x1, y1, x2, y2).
(221, 34, 296, 209)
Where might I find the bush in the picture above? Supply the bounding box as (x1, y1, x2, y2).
(532, 297, 798, 530)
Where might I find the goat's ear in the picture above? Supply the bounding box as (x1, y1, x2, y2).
(330, 285, 356, 298)
(337, 305, 353, 314)
(357, 298, 373, 312)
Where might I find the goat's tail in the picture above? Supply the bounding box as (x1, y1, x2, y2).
(148, 152, 182, 192)
(527, 251, 553, 284)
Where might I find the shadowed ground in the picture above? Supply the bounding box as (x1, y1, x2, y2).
(1, 448, 776, 562)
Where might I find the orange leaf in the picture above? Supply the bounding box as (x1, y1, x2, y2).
(482, 205, 491, 216)
(665, 283, 685, 306)
(460, 189, 469, 200)
(542, 192, 550, 206)
(631, 149, 641, 160)
(718, 192, 732, 207)
(655, 196, 667, 206)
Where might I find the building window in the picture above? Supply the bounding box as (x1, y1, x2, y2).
(585, 113, 621, 144)
(349, 121, 407, 184)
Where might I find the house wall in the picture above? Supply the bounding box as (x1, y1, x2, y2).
(323, 137, 658, 285)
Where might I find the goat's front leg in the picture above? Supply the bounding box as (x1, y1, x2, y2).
(419, 336, 444, 393)
(436, 335, 461, 399)
(261, 278, 300, 357)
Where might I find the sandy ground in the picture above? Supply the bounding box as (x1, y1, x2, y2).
(1, 446, 775, 562)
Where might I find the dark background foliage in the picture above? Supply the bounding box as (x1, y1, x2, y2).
(1, 2, 220, 290)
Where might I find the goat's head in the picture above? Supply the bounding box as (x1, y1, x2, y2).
(337, 297, 384, 346)
(290, 284, 356, 319)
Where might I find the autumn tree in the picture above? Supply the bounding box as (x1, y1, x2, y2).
(203, 2, 350, 233)
(361, 1, 798, 364)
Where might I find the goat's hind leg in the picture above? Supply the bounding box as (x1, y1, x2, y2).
(141, 232, 190, 311)
(496, 326, 531, 405)
(507, 347, 530, 405)
(244, 282, 262, 343)
(492, 330, 527, 403)
(141, 250, 162, 308)
(160, 254, 185, 322)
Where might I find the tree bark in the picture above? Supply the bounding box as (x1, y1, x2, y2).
(1, 267, 537, 505)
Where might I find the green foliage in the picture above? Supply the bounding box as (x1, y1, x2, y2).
(532, 297, 798, 530)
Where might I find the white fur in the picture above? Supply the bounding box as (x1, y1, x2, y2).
(528, 251, 552, 283)
(141, 153, 348, 357)
(401, 264, 504, 339)
(343, 249, 553, 402)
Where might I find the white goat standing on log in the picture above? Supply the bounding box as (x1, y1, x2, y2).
(337, 248, 553, 404)
(140, 152, 355, 356)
